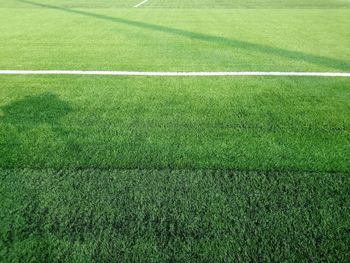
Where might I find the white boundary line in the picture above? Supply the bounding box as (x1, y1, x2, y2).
(134, 0, 149, 8)
(0, 70, 350, 77)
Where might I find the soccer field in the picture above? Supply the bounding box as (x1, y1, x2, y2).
(1, 0, 350, 261)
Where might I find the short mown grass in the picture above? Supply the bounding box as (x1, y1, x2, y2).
(1, 76, 349, 172)
(1, 75, 349, 261)
(0, 0, 350, 261)
(1, 169, 349, 262)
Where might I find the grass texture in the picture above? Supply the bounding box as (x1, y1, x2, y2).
(0, 0, 349, 262)
(1, 169, 349, 262)
(1, 76, 349, 172)
(0, 1, 350, 72)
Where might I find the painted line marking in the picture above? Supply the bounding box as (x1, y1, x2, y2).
(0, 70, 350, 77)
(134, 0, 149, 8)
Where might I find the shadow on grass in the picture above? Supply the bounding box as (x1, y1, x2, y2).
(18, 0, 350, 71)
(1, 93, 71, 131)
(0, 93, 72, 167)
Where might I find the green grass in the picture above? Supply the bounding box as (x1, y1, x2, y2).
(1, 1, 350, 72)
(1, 76, 349, 172)
(1, 169, 349, 262)
(0, 0, 349, 261)
(3, 0, 350, 8)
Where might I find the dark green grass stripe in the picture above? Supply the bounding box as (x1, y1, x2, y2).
(0, 167, 349, 176)
(2, 122, 350, 132)
(1, 168, 349, 262)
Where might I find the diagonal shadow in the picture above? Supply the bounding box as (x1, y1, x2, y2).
(18, 0, 350, 71)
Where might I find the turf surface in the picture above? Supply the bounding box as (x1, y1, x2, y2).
(0, 0, 349, 262)
(1, 169, 349, 262)
(1, 1, 350, 72)
(1, 76, 349, 172)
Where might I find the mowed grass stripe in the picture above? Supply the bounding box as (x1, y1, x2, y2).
(1, 2, 349, 72)
(1, 168, 349, 262)
(5, 0, 350, 9)
(1, 76, 349, 172)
